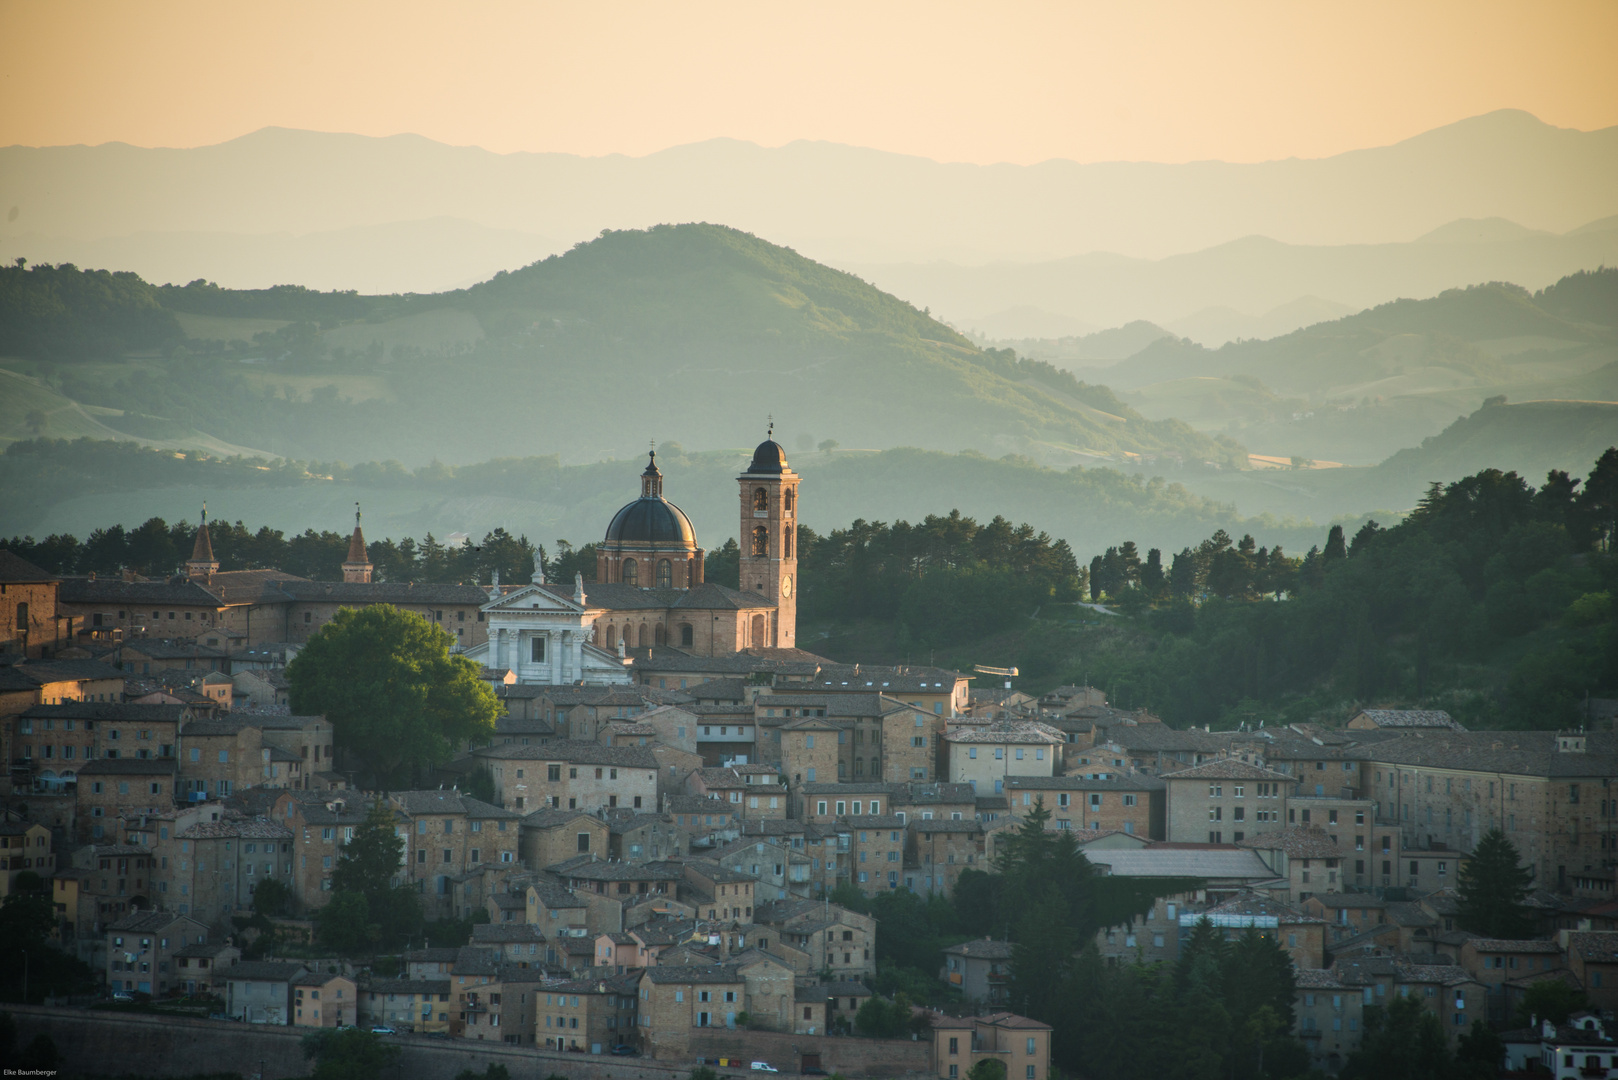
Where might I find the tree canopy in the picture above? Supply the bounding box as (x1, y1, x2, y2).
(287, 605, 499, 784)
(1455, 828, 1535, 939)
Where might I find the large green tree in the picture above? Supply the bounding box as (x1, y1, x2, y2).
(1340, 997, 1457, 1080)
(318, 798, 422, 953)
(1455, 829, 1535, 939)
(287, 605, 499, 783)
(302, 1027, 399, 1080)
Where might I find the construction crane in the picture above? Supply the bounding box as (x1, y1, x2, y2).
(972, 664, 1019, 690)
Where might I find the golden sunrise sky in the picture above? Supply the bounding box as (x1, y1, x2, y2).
(3, 0, 1616, 164)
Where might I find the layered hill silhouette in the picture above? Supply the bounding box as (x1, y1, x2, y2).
(0, 224, 1241, 468)
(2, 110, 1614, 284)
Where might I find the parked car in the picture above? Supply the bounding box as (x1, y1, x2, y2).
(370, 1026, 395, 1035)
(611, 1045, 639, 1056)
(111, 990, 135, 1002)
(751, 1064, 779, 1073)
(802, 1068, 827, 1076)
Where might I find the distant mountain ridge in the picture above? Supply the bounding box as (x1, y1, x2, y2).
(0, 109, 1614, 285)
(860, 212, 1618, 345)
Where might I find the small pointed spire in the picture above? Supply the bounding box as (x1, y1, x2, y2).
(342, 501, 372, 583)
(187, 501, 218, 578)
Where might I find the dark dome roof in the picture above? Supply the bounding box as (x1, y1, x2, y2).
(605, 496, 696, 546)
(746, 438, 789, 475)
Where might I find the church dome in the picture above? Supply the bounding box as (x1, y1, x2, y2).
(604, 497, 696, 545)
(746, 436, 789, 475)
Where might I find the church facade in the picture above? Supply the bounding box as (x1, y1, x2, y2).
(469, 433, 801, 687)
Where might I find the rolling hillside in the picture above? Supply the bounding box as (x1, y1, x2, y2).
(1106, 269, 1618, 466)
(0, 225, 1242, 468)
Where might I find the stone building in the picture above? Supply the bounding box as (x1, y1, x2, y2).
(104, 910, 213, 996)
(944, 721, 1065, 794)
(0, 549, 74, 659)
(929, 1011, 1052, 1080)
(475, 740, 658, 814)
(1161, 757, 1298, 844)
(1004, 775, 1165, 838)
(391, 790, 520, 916)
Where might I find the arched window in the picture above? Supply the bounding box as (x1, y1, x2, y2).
(753, 487, 767, 512)
(605, 624, 617, 647)
(656, 559, 672, 588)
(784, 489, 794, 514)
(14, 601, 27, 631)
(622, 559, 638, 586)
(655, 624, 666, 645)
(750, 613, 767, 647)
(784, 530, 792, 558)
(680, 623, 694, 647)
(751, 526, 768, 557)
(638, 624, 650, 648)
(686, 559, 696, 587)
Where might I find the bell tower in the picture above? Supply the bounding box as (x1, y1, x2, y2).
(738, 424, 799, 648)
(342, 503, 373, 584)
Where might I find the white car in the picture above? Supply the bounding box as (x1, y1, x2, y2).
(370, 1026, 396, 1035)
(751, 1064, 778, 1073)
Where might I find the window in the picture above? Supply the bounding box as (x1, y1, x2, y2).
(656, 559, 672, 588)
(622, 559, 638, 586)
(751, 526, 768, 556)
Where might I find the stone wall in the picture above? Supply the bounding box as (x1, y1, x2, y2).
(8, 1005, 931, 1079)
(691, 1028, 931, 1077)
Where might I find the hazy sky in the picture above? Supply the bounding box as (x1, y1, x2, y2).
(5, 0, 1616, 164)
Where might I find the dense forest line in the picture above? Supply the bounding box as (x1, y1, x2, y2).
(8, 449, 1614, 732)
(1052, 451, 1618, 729)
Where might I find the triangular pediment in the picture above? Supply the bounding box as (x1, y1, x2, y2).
(483, 583, 586, 615)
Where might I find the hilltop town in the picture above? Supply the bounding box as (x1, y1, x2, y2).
(2, 433, 1616, 1079)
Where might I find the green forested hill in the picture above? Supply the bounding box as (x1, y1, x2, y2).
(0, 225, 1241, 469)
(1111, 268, 1618, 467)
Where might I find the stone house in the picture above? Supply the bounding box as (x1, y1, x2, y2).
(391, 790, 520, 917)
(1238, 825, 1347, 902)
(104, 910, 212, 996)
(0, 821, 53, 896)
(777, 716, 841, 789)
(682, 860, 757, 921)
(1293, 966, 1365, 1074)
(607, 809, 691, 860)
(929, 1011, 1052, 1080)
(1197, 892, 1327, 969)
(0, 550, 74, 659)
(360, 978, 452, 1034)
(519, 807, 609, 867)
(941, 938, 1013, 1004)
(1004, 775, 1164, 838)
(636, 964, 746, 1059)
(173, 941, 240, 995)
(293, 971, 357, 1027)
(226, 960, 307, 1023)
(944, 721, 1065, 794)
(471, 922, 548, 967)
(269, 789, 370, 910)
(169, 817, 295, 927)
(844, 814, 907, 894)
(909, 819, 987, 897)
(77, 758, 178, 841)
(1161, 758, 1298, 844)
(1560, 930, 1618, 1017)
(475, 741, 657, 815)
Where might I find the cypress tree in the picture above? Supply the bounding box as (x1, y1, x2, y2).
(1456, 828, 1536, 938)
